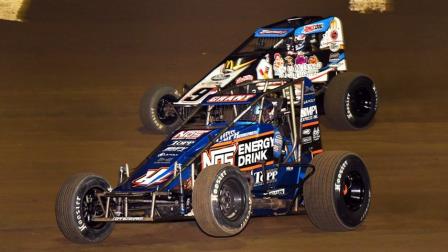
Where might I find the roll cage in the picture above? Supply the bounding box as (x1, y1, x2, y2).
(93, 78, 312, 222)
(163, 78, 305, 191)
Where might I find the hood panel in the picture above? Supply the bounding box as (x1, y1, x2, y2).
(114, 123, 270, 192)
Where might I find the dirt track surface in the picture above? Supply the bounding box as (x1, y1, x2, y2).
(1, 1, 447, 251)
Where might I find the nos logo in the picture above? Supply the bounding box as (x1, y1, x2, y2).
(201, 145, 236, 169)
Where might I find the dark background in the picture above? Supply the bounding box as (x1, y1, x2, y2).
(0, 0, 447, 251)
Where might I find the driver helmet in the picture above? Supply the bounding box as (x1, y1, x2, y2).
(252, 100, 274, 122)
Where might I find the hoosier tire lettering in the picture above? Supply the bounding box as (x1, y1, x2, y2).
(193, 164, 252, 237)
(55, 173, 114, 243)
(304, 151, 371, 231)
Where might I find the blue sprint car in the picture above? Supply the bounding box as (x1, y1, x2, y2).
(56, 78, 371, 243)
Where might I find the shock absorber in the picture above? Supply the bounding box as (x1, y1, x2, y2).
(176, 162, 186, 215)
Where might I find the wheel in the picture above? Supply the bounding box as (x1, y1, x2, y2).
(303, 151, 371, 231)
(323, 72, 378, 130)
(139, 85, 182, 133)
(55, 173, 114, 243)
(193, 164, 252, 237)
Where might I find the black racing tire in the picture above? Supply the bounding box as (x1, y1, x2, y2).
(323, 73, 378, 130)
(55, 173, 114, 243)
(139, 85, 182, 133)
(304, 151, 371, 231)
(193, 164, 252, 237)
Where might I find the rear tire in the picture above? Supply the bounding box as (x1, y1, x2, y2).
(139, 85, 182, 133)
(55, 173, 114, 243)
(323, 73, 378, 130)
(193, 164, 252, 237)
(304, 151, 371, 231)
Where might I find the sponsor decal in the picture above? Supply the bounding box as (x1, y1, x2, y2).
(303, 128, 311, 135)
(218, 130, 257, 142)
(331, 30, 339, 40)
(312, 127, 321, 141)
(256, 55, 273, 80)
(202, 145, 237, 169)
(133, 168, 171, 187)
(329, 43, 340, 52)
(255, 28, 294, 38)
(304, 23, 324, 33)
(252, 169, 278, 186)
(157, 153, 178, 157)
(301, 105, 318, 122)
(211, 59, 256, 82)
(155, 157, 173, 163)
(304, 84, 316, 95)
(207, 94, 256, 103)
(225, 59, 256, 71)
(112, 217, 144, 221)
(238, 136, 273, 167)
(303, 97, 316, 105)
(170, 140, 195, 146)
(267, 188, 286, 196)
(302, 136, 312, 144)
(259, 29, 289, 35)
(162, 146, 187, 152)
(172, 130, 210, 140)
(273, 131, 283, 154)
(219, 130, 238, 142)
(202, 132, 275, 170)
(329, 52, 340, 64)
(211, 73, 231, 81)
(273, 53, 323, 79)
(235, 75, 254, 85)
(320, 19, 344, 52)
(273, 53, 284, 74)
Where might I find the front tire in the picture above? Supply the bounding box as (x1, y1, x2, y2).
(323, 73, 378, 130)
(55, 173, 114, 243)
(139, 85, 182, 133)
(193, 164, 252, 237)
(304, 151, 371, 231)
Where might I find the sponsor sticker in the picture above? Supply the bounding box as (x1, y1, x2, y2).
(112, 217, 144, 221)
(256, 55, 273, 80)
(255, 28, 294, 37)
(259, 29, 289, 35)
(207, 94, 256, 103)
(273, 53, 323, 79)
(303, 23, 324, 34)
(301, 105, 318, 122)
(202, 145, 237, 169)
(302, 136, 312, 144)
(172, 130, 210, 140)
(235, 75, 254, 85)
(170, 140, 195, 146)
(202, 132, 275, 170)
(303, 128, 311, 135)
(267, 188, 286, 196)
(162, 146, 187, 152)
(252, 169, 278, 186)
(312, 127, 321, 141)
